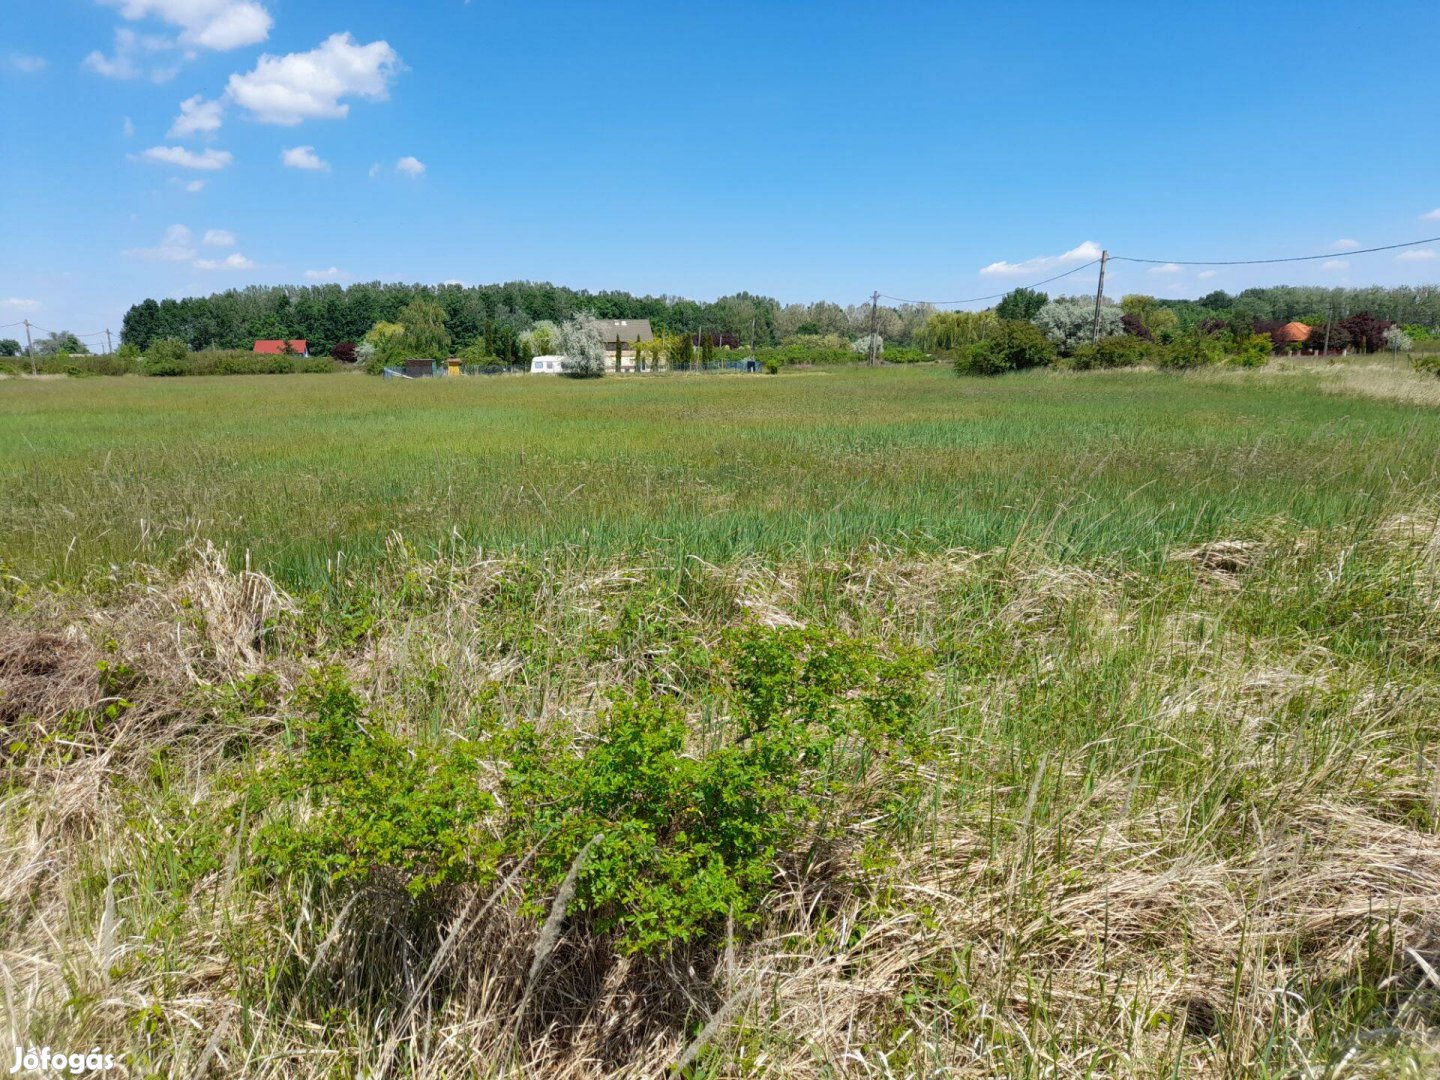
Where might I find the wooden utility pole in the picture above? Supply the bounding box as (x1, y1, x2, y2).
(105, 329, 113, 355)
(1091, 250, 1109, 343)
(867, 291, 880, 366)
(1322, 302, 1334, 357)
(23, 319, 35, 376)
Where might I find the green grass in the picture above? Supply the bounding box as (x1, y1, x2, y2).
(2, 365, 1438, 585)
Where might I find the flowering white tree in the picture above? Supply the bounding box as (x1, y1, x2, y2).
(851, 333, 883, 356)
(555, 315, 607, 378)
(1034, 300, 1124, 355)
(1383, 326, 1414, 354)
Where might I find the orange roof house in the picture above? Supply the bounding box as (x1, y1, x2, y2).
(1276, 322, 1312, 344)
(253, 339, 309, 356)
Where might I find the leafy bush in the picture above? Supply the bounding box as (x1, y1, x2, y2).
(556, 315, 607, 378)
(141, 338, 191, 376)
(1414, 353, 1440, 377)
(36, 354, 138, 377)
(1154, 334, 1223, 370)
(952, 319, 1055, 376)
(1065, 334, 1151, 370)
(756, 342, 856, 367)
(331, 341, 358, 364)
(249, 670, 499, 899)
(1228, 333, 1274, 368)
(503, 626, 929, 955)
(140, 350, 336, 376)
(882, 345, 932, 364)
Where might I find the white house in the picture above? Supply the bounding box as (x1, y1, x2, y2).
(530, 355, 566, 374)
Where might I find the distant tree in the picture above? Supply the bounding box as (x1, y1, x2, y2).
(1120, 295, 1178, 340)
(35, 331, 90, 356)
(121, 298, 161, 351)
(1197, 290, 1234, 310)
(1383, 326, 1414, 354)
(995, 287, 1048, 322)
(1120, 313, 1152, 340)
(520, 320, 558, 359)
(0, 339, 19, 357)
(556, 315, 607, 377)
(953, 320, 1055, 376)
(142, 338, 191, 376)
(919, 310, 999, 352)
(331, 341, 358, 364)
(398, 298, 452, 358)
(1034, 300, 1124, 355)
(670, 331, 694, 370)
(1338, 312, 1392, 354)
(852, 333, 883, 357)
(116, 342, 141, 362)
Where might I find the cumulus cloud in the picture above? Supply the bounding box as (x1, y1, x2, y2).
(1197, 270, 1218, 280)
(194, 252, 254, 270)
(225, 33, 401, 125)
(138, 145, 233, 170)
(1397, 249, 1437, 262)
(304, 267, 348, 281)
(1423, 209, 1440, 222)
(182, 179, 206, 192)
(82, 27, 180, 82)
(1332, 238, 1361, 251)
(281, 145, 330, 171)
(0, 298, 42, 312)
(122, 116, 136, 136)
(1322, 260, 1349, 271)
(8, 54, 48, 73)
(125, 224, 197, 261)
(202, 228, 234, 247)
(1147, 262, 1183, 275)
(979, 240, 1102, 277)
(396, 155, 426, 177)
(168, 94, 224, 138)
(98, 0, 272, 51)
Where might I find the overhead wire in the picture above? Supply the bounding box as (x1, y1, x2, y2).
(878, 259, 1101, 307)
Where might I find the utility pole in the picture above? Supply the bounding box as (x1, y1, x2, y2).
(867, 291, 880, 366)
(1322, 303, 1333, 357)
(105, 329, 113, 355)
(1091, 250, 1109, 344)
(23, 319, 35, 376)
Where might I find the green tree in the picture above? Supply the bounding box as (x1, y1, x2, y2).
(398, 298, 452, 358)
(0, 339, 19, 357)
(995, 288, 1048, 322)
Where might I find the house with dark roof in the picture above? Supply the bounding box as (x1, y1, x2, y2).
(253, 339, 309, 356)
(594, 319, 653, 347)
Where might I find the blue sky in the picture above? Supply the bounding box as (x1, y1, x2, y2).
(3, 0, 1440, 341)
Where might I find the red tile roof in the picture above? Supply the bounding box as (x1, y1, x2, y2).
(1277, 322, 1312, 343)
(253, 339, 307, 354)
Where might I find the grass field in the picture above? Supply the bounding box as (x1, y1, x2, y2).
(3, 365, 1440, 585)
(3, 364, 1440, 1078)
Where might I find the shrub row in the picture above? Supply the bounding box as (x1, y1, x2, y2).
(952, 323, 1287, 377)
(142, 350, 337, 377)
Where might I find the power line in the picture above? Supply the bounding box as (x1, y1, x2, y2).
(880, 259, 1101, 307)
(1111, 235, 1440, 267)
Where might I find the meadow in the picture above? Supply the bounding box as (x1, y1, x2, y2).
(2, 363, 1439, 1078)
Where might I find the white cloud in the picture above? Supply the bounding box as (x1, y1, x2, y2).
(1322, 260, 1350, 271)
(1332, 238, 1361, 251)
(396, 155, 426, 177)
(194, 252, 254, 270)
(979, 240, 1101, 277)
(281, 145, 330, 171)
(202, 228, 234, 247)
(82, 28, 180, 82)
(138, 145, 233, 170)
(304, 267, 348, 281)
(1397, 249, 1437, 262)
(125, 224, 197, 261)
(182, 179, 206, 192)
(98, 0, 272, 51)
(122, 116, 136, 136)
(225, 32, 401, 125)
(1423, 209, 1440, 222)
(1147, 262, 1183, 275)
(368, 163, 382, 178)
(1197, 270, 1218, 280)
(443, 279, 467, 286)
(8, 54, 48, 74)
(168, 94, 224, 138)
(0, 298, 41, 312)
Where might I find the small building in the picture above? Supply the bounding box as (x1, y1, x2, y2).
(253, 339, 309, 356)
(530, 355, 566, 374)
(594, 319, 654, 347)
(1276, 322, 1312, 348)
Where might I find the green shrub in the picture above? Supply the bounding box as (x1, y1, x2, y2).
(140, 338, 191, 376)
(755, 343, 856, 367)
(882, 345, 932, 364)
(248, 669, 499, 899)
(140, 348, 336, 377)
(1154, 334, 1222, 370)
(763, 357, 781, 375)
(953, 319, 1055, 377)
(36, 354, 138, 377)
(502, 626, 929, 954)
(1228, 332, 1273, 368)
(1066, 334, 1151, 371)
(1413, 353, 1440, 377)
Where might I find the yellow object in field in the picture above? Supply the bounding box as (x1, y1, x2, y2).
(447, 358, 461, 377)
